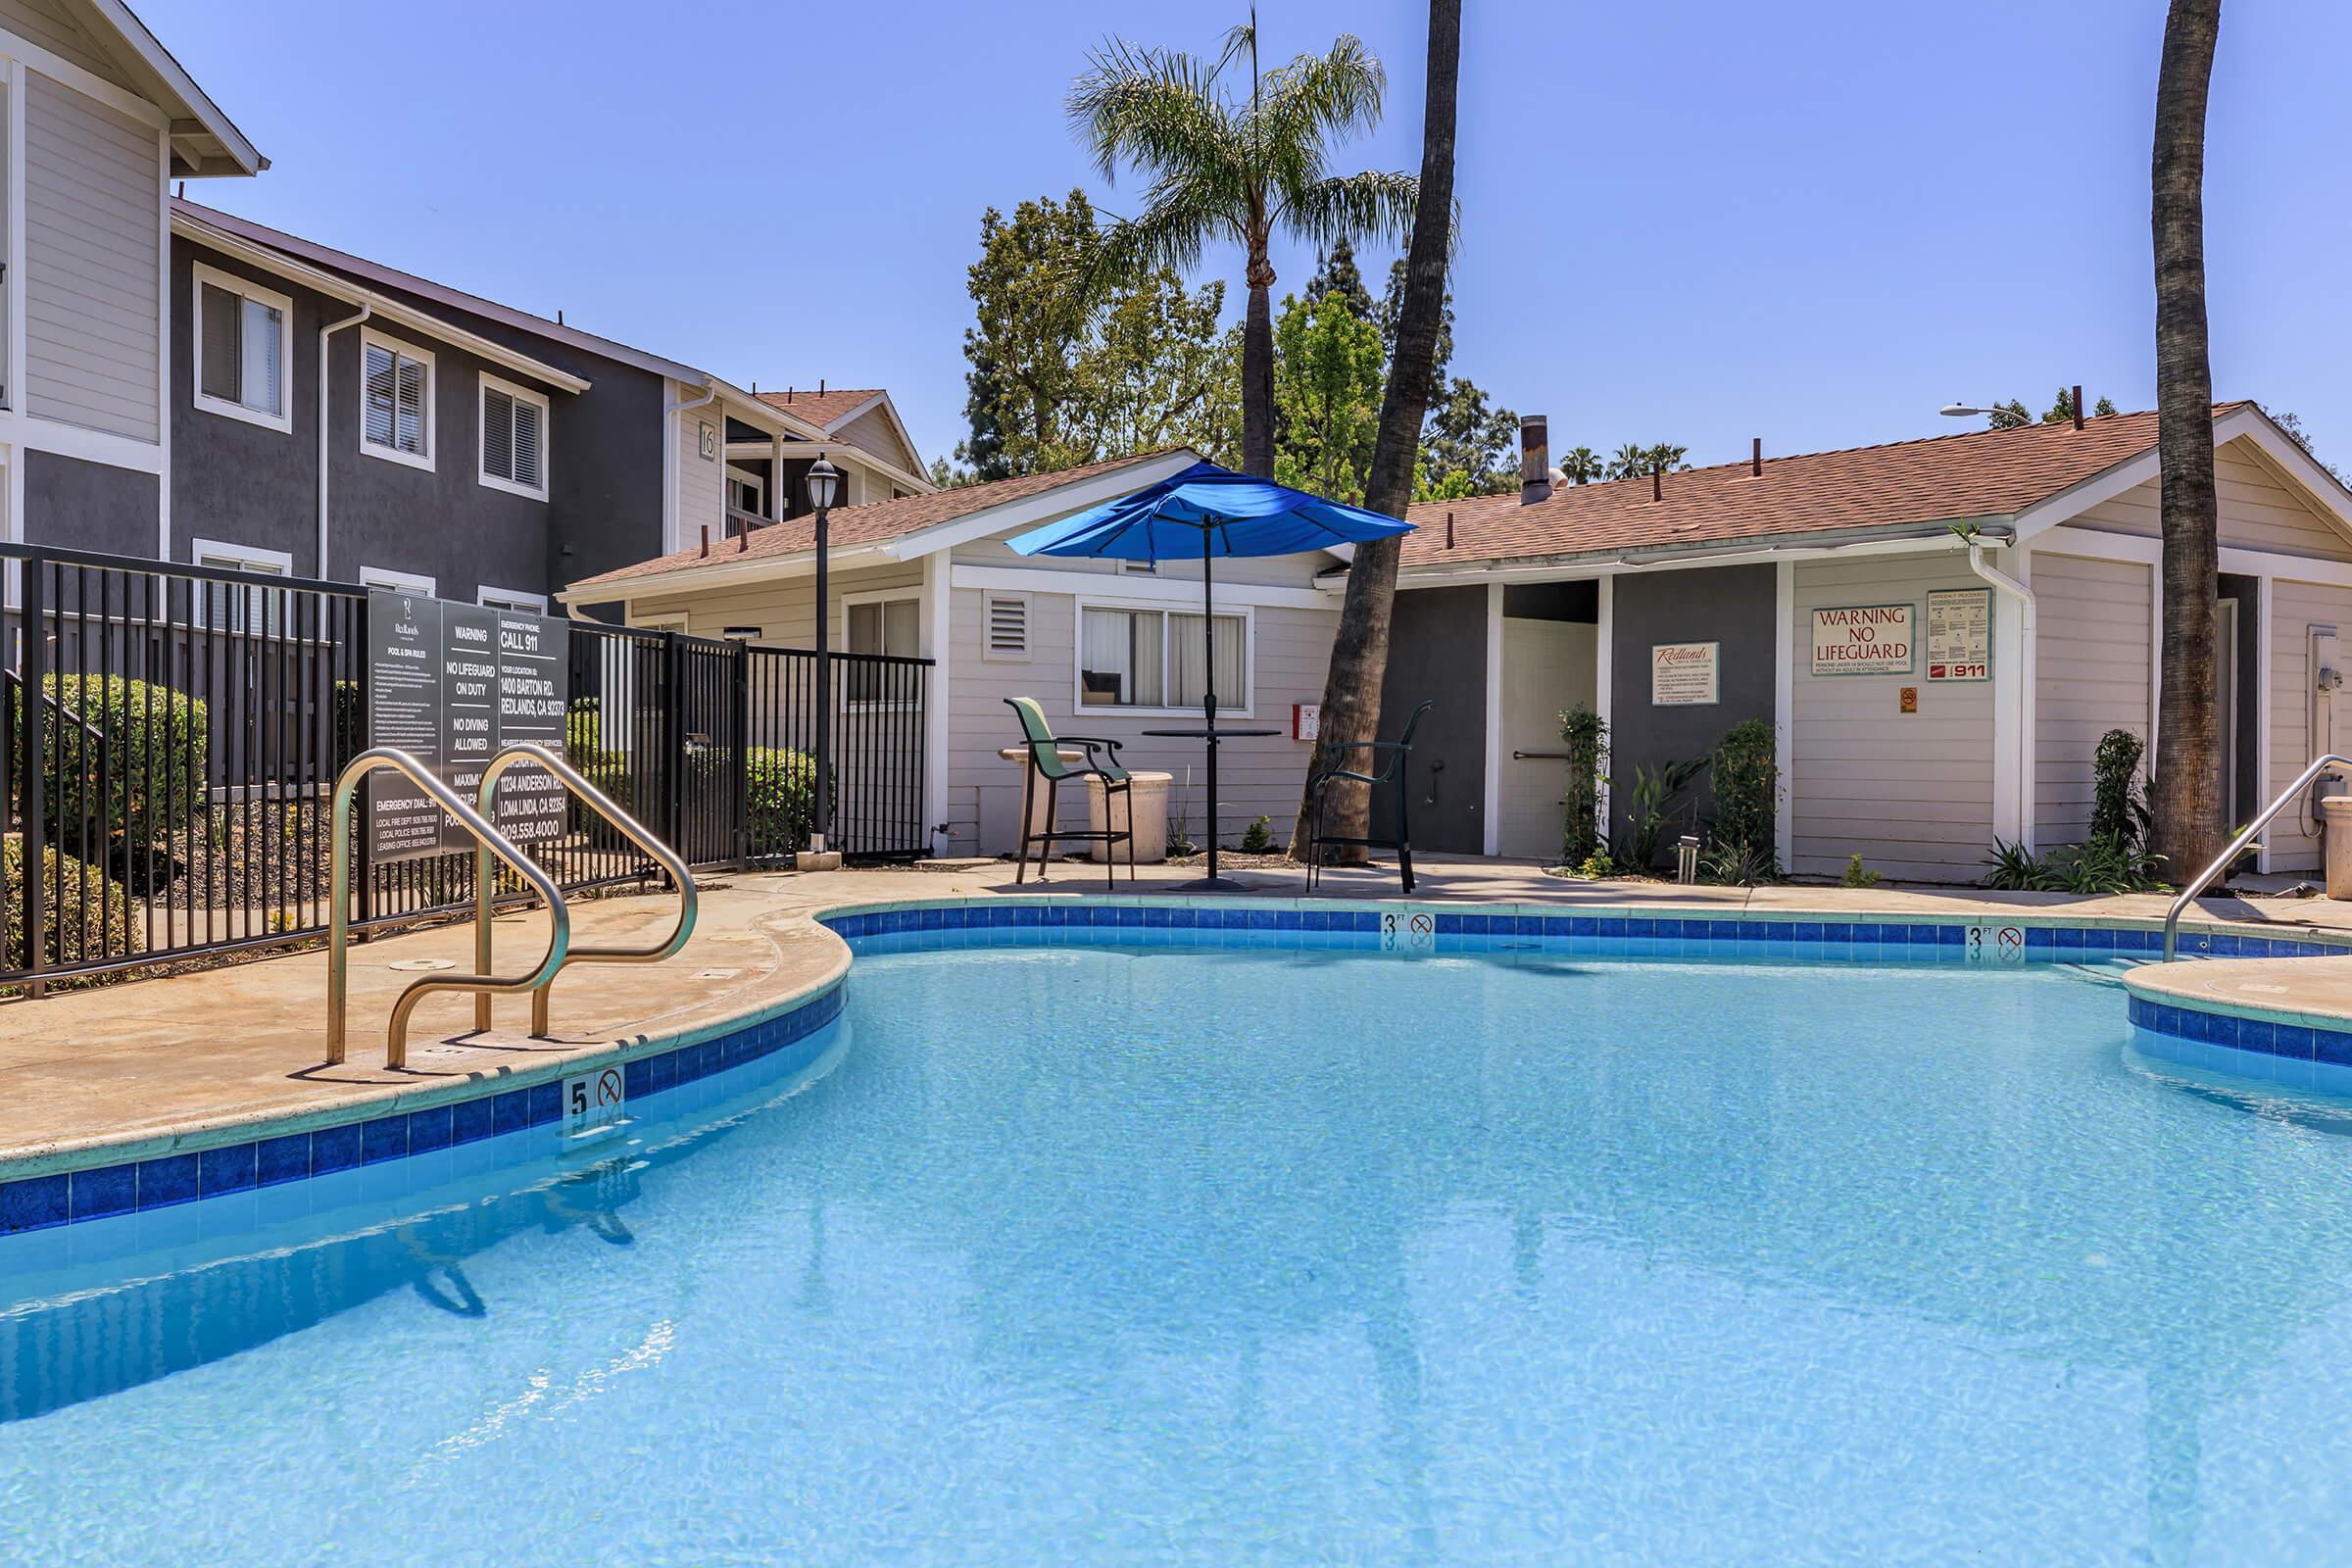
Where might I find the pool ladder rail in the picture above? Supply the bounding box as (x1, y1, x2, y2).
(2161, 752, 2352, 961)
(327, 741, 698, 1068)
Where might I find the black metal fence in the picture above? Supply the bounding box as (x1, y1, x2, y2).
(0, 544, 931, 989)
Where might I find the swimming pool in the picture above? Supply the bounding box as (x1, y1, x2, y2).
(9, 928, 2352, 1564)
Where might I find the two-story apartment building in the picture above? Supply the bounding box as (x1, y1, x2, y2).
(0, 0, 262, 564)
(168, 201, 929, 613)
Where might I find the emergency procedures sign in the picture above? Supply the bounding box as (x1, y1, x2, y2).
(368, 590, 568, 861)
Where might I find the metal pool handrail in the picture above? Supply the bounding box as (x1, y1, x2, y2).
(2163, 753, 2352, 960)
(328, 747, 571, 1068)
(472, 740, 699, 1037)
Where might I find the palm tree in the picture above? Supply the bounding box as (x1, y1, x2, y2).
(1069, 16, 1418, 477)
(1559, 446, 1604, 485)
(1286, 0, 1461, 860)
(1606, 442, 1651, 481)
(2150, 0, 2224, 876)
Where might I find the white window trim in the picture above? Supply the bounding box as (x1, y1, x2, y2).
(839, 587, 923, 710)
(191, 262, 293, 434)
(358, 327, 435, 472)
(1072, 594, 1255, 719)
(630, 610, 689, 632)
(477, 371, 550, 501)
(189, 537, 294, 631)
(360, 565, 435, 597)
(478, 584, 549, 612)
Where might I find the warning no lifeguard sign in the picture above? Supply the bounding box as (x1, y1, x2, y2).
(1811, 603, 1915, 676)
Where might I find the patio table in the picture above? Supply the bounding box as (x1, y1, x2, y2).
(1141, 726, 1282, 886)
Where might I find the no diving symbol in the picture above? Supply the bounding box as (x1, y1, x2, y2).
(594, 1068, 622, 1108)
(1409, 912, 1435, 940)
(1994, 925, 2024, 960)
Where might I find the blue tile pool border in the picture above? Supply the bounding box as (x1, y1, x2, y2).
(0, 982, 844, 1239)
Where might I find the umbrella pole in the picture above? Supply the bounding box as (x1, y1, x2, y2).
(1202, 527, 1219, 881)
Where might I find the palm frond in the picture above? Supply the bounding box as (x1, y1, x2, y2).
(1278, 170, 1418, 252)
(1252, 35, 1386, 169)
(1067, 38, 1242, 187)
(1095, 180, 1238, 284)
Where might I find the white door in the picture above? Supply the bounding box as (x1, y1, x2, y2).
(1497, 617, 1598, 859)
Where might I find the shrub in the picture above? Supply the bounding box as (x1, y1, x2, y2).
(331, 680, 366, 772)
(564, 698, 634, 827)
(1614, 757, 1704, 872)
(2089, 728, 2149, 850)
(1700, 838, 1776, 888)
(1983, 838, 2057, 891)
(1559, 705, 1609, 866)
(2, 836, 141, 979)
(16, 674, 208, 861)
(1241, 814, 1273, 853)
(1570, 849, 1617, 880)
(1841, 854, 1882, 889)
(744, 747, 818, 858)
(1708, 718, 1779, 878)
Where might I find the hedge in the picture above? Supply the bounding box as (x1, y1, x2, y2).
(744, 748, 817, 858)
(2, 835, 141, 976)
(15, 674, 207, 850)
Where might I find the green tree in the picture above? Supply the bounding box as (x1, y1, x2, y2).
(1273, 292, 1384, 503)
(1419, 377, 1518, 495)
(1069, 18, 1417, 477)
(1558, 445, 1603, 485)
(956, 189, 1237, 477)
(1303, 236, 1375, 319)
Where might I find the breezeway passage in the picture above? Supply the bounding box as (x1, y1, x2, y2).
(10, 924, 2352, 1565)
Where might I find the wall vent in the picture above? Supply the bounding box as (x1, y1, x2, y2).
(984, 593, 1030, 660)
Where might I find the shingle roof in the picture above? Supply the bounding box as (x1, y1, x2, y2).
(571, 450, 1187, 589)
(1400, 406, 2254, 567)
(755, 388, 884, 428)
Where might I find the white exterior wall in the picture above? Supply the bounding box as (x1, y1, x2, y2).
(2266, 576, 2352, 870)
(943, 584, 1335, 856)
(22, 67, 158, 441)
(2070, 442, 2346, 561)
(671, 401, 723, 551)
(0, 1, 129, 89)
(1788, 553, 1998, 883)
(2034, 551, 2153, 846)
(835, 404, 918, 474)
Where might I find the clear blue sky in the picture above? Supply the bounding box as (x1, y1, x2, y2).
(144, 0, 2352, 475)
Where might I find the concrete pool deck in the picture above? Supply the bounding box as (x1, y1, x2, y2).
(8, 852, 2352, 1176)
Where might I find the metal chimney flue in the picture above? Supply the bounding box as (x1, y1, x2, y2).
(1751, 437, 1762, 477)
(2073, 384, 2084, 431)
(1520, 415, 1551, 505)
(1652, 466, 1663, 503)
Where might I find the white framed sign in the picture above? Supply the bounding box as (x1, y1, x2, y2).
(1925, 588, 1991, 681)
(1650, 641, 1720, 706)
(1380, 907, 1437, 956)
(1811, 603, 1914, 676)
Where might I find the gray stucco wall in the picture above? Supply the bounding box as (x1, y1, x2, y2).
(169, 235, 671, 599)
(1608, 564, 1776, 856)
(24, 450, 160, 557)
(1379, 585, 1488, 855)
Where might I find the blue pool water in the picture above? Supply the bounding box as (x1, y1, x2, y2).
(10, 942, 2352, 1564)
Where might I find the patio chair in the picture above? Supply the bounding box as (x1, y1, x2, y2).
(1304, 701, 1434, 896)
(1004, 697, 1137, 890)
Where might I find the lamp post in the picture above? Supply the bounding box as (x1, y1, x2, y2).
(806, 458, 840, 860)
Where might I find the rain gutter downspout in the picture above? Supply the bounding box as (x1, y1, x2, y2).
(318, 303, 370, 575)
(1968, 541, 2036, 852)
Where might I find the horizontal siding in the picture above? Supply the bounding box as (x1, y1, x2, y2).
(1790, 555, 1996, 883)
(2034, 551, 2151, 846)
(24, 70, 157, 442)
(2071, 440, 2352, 562)
(946, 585, 1335, 856)
(951, 533, 1331, 588)
(2267, 577, 2352, 870)
(835, 405, 920, 474)
(628, 561, 923, 646)
(0, 0, 131, 90)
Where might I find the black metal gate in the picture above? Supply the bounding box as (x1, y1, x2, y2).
(1, 544, 932, 988)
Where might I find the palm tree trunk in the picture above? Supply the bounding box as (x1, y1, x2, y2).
(2151, 0, 2224, 880)
(1286, 0, 1460, 862)
(1242, 249, 1277, 477)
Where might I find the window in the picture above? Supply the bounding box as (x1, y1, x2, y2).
(478, 586, 549, 613)
(360, 566, 435, 597)
(192, 264, 291, 432)
(845, 593, 919, 704)
(983, 593, 1030, 661)
(1079, 605, 1246, 712)
(191, 538, 292, 633)
(479, 374, 549, 499)
(725, 466, 764, 517)
(360, 330, 433, 469)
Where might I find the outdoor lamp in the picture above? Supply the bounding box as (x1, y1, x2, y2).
(805, 458, 841, 513)
(1939, 402, 2007, 419)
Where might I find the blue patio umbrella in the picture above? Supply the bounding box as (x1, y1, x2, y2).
(1007, 461, 1414, 884)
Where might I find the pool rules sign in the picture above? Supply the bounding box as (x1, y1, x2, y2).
(367, 591, 568, 862)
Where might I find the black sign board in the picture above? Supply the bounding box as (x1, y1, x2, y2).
(366, 590, 569, 862)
